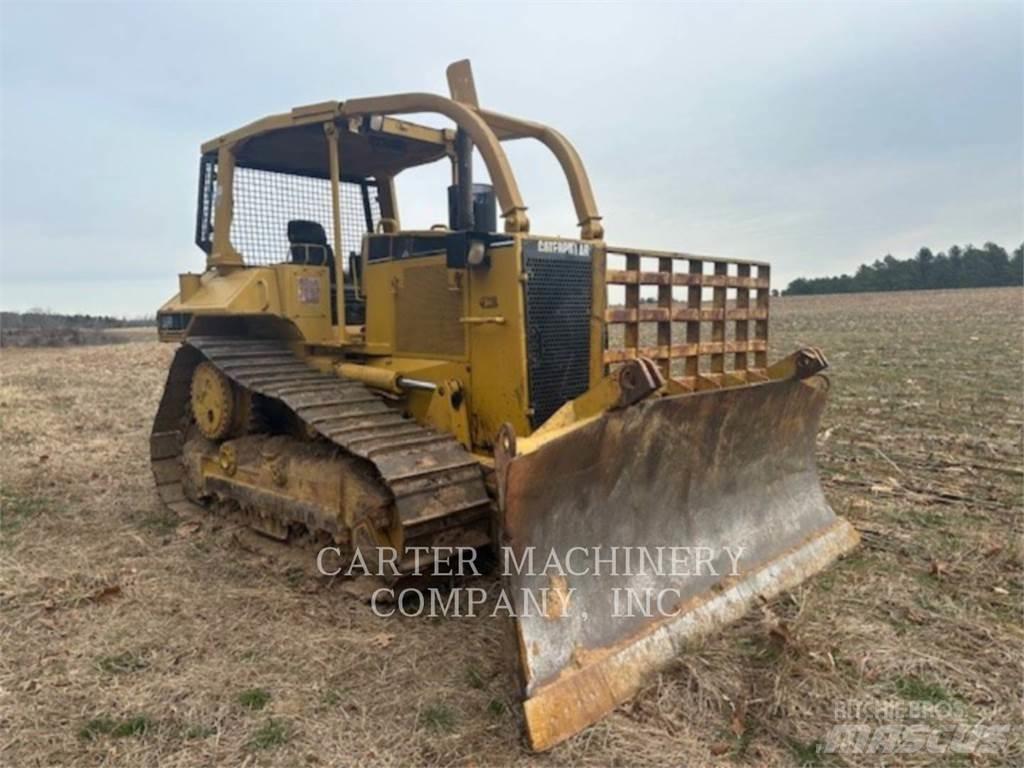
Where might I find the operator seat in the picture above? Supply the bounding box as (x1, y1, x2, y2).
(286, 219, 365, 326)
(287, 220, 335, 275)
(287, 219, 338, 323)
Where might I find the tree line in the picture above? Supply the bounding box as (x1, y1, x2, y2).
(0, 310, 154, 329)
(784, 242, 1023, 295)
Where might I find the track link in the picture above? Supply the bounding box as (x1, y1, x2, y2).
(150, 337, 492, 550)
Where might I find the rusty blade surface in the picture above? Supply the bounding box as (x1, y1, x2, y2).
(501, 375, 859, 751)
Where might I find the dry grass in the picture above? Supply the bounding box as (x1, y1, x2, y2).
(1, 287, 1021, 766)
(0, 325, 155, 348)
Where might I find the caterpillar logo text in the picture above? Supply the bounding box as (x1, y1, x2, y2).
(535, 240, 592, 257)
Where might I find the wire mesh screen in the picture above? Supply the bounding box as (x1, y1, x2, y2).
(229, 166, 379, 266)
(604, 247, 771, 390)
(342, 178, 380, 257)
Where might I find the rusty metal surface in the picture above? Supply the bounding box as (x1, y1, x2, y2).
(613, 357, 665, 408)
(604, 247, 771, 388)
(150, 337, 491, 547)
(501, 375, 859, 751)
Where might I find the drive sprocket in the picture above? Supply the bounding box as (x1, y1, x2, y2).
(191, 361, 246, 439)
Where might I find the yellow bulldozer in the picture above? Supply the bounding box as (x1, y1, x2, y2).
(151, 60, 858, 751)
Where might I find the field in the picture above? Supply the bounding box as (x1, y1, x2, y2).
(0, 313, 155, 349)
(1, 287, 1021, 766)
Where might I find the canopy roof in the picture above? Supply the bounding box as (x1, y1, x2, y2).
(201, 102, 452, 180)
(197, 71, 604, 239)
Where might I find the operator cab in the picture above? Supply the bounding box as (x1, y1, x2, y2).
(170, 67, 604, 350)
(191, 105, 509, 335)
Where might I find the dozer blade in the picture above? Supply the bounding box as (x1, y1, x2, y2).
(500, 374, 859, 751)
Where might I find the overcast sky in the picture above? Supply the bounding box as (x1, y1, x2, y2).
(1, 1, 1021, 316)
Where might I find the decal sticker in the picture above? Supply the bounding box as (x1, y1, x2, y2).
(298, 276, 321, 304)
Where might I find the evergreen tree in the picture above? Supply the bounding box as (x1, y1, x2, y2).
(784, 242, 1024, 295)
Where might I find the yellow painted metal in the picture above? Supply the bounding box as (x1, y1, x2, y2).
(466, 239, 532, 445)
(184, 433, 393, 543)
(159, 58, 823, 456)
(339, 93, 530, 233)
(161, 61, 615, 450)
(160, 266, 281, 315)
(150, 60, 861, 759)
(200, 67, 602, 242)
(396, 261, 468, 359)
(191, 361, 256, 443)
(445, 59, 480, 107)
(445, 60, 603, 239)
(459, 315, 506, 325)
(356, 357, 470, 431)
(514, 374, 628, 453)
(336, 363, 401, 393)
(191, 361, 236, 440)
(361, 250, 470, 359)
(209, 146, 243, 269)
(324, 121, 347, 344)
(424, 380, 472, 449)
(476, 108, 603, 239)
(178, 273, 201, 302)
(163, 234, 545, 449)
(158, 264, 335, 344)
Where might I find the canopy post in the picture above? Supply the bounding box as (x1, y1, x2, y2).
(209, 146, 244, 269)
(325, 122, 347, 343)
(341, 93, 529, 234)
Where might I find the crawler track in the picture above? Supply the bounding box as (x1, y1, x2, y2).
(150, 337, 492, 552)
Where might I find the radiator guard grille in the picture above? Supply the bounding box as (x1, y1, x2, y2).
(522, 240, 592, 429)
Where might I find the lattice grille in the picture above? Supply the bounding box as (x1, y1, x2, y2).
(229, 166, 380, 266)
(604, 247, 770, 389)
(395, 265, 466, 358)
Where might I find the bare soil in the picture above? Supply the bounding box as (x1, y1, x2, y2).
(1, 287, 1021, 766)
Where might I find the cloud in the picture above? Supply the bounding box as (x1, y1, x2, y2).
(1, 1, 1020, 313)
